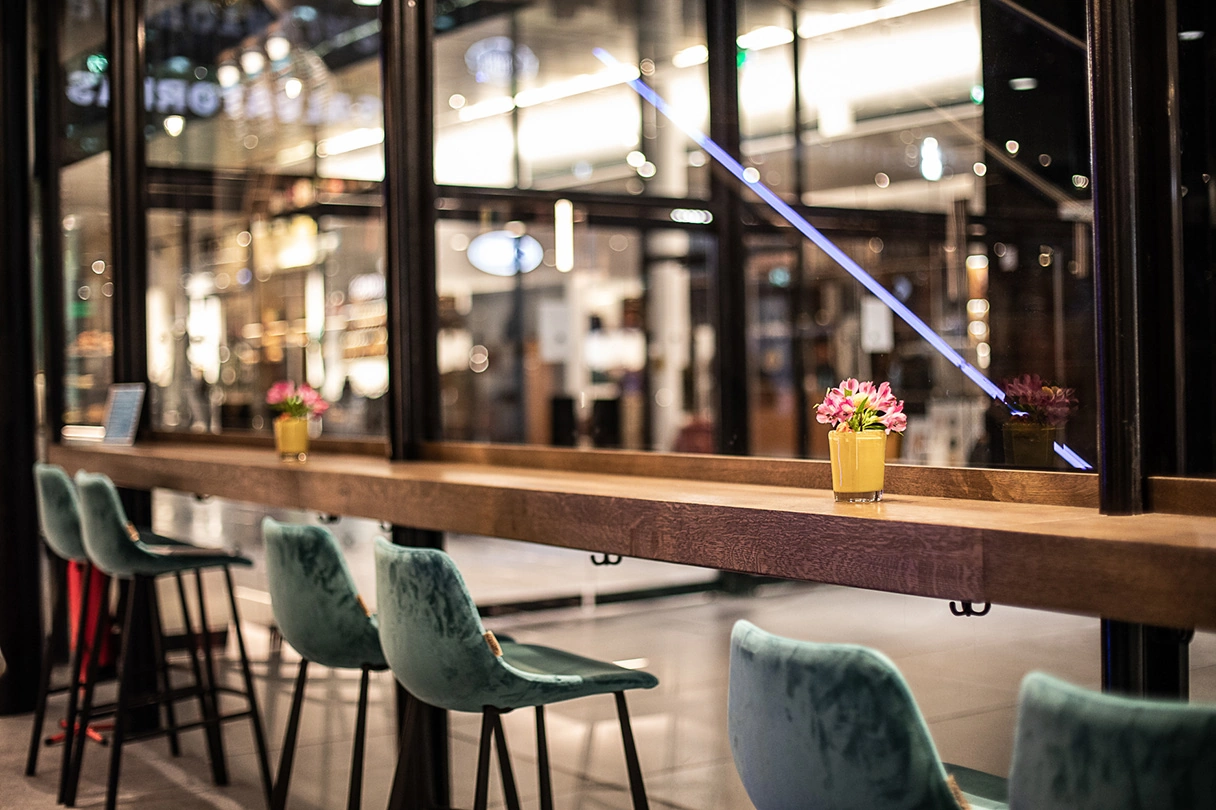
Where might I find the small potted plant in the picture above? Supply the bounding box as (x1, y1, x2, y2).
(815, 379, 907, 503)
(266, 381, 329, 462)
(1002, 374, 1077, 468)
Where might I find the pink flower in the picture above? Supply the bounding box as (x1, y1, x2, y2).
(299, 385, 330, 416)
(813, 378, 907, 434)
(266, 381, 295, 406)
(267, 381, 329, 419)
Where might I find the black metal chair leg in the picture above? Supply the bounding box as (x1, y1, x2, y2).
(104, 576, 143, 810)
(148, 580, 180, 756)
(536, 706, 554, 810)
(472, 709, 495, 810)
(26, 552, 67, 777)
(194, 569, 229, 786)
(386, 690, 421, 810)
(56, 563, 94, 803)
(177, 572, 226, 785)
(272, 658, 309, 810)
(347, 665, 371, 810)
(224, 567, 274, 810)
(64, 570, 110, 807)
(491, 710, 522, 810)
(614, 692, 649, 810)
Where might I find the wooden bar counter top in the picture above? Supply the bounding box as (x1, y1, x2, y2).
(48, 441, 1216, 632)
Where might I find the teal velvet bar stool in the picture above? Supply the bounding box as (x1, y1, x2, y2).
(261, 518, 388, 810)
(729, 620, 1009, 810)
(373, 537, 659, 810)
(1009, 672, 1216, 809)
(28, 463, 109, 803)
(75, 470, 274, 810)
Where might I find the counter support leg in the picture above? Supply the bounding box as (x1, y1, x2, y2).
(391, 525, 449, 810)
(1102, 619, 1192, 698)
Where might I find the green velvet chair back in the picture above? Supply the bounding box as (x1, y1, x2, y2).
(261, 519, 385, 670)
(75, 471, 154, 578)
(1009, 672, 1216, 809)
(374, 538, 517, 712)
(34, 463, 89, 562)
(729, 620, 963, 810)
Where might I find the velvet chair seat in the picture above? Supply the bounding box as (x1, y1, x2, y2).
(74, 470, 272, 810)
(262, 519, 388, 810)
(1009, 672, 1216, 809)
(261, 519, 385, 671)
(375, 538, 657, 810)
(76, 471, 252, 577)
(729, 620, 1008, 810)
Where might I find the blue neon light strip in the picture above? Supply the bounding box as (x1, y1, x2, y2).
(594, 48, 1093, 470)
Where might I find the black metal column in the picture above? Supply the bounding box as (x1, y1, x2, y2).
(0, 0, 44, 716)
(107, 0, 160, 730)
(706, 0, 749, 456)
(382, 0, 449, 806)
(37, 0, 65, 440)
(1089, 0, 1191, 696)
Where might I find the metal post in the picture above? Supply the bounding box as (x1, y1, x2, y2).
(0, 0, 43, 716)
(706, 0, 749, 456)
(1088, 0, 1191, 696)
(382, 0, 449, 805)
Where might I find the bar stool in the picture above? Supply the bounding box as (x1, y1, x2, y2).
(373, 537, 658, 810)
(74, 470, 274, 810)
(728, 620, 1009, 810)
(1009, 672, 1216, 809)
(261, 518, 388, 810)
(28, 463, 112, 804)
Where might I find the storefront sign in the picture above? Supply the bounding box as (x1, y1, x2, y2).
(66, 71, 381, 128)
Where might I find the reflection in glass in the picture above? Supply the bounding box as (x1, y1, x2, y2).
(61, 0, 112, 428)
(142, 0, 386, 438)
(434, 2, 707, 195)
(727, 0, 1096, 467)
(437, 216, 715, 451)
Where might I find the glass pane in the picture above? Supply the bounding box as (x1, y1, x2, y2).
(734, 0, 1096, 469)
(437, 212, 716, 451)
(143, 1, 387, 438)
(434, 1, 708, 197)
(61, 0, 112, 428)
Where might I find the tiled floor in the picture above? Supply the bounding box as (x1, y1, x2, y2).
(3, 495, 1215, 809)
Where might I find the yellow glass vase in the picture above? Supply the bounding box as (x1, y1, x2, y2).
(274, 416, 310, 462)
(828, 430, 887, 503)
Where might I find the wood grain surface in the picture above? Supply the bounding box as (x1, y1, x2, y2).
(47, 442, 1216, 630)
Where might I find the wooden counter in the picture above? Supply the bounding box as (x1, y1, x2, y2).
(48, 442, 1216, 631)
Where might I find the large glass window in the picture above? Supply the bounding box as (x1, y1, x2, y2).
(434, 1, 708, 197)
(437, 208, 716, 451)
(143, 0, 387, 438)
(60, 0, 112, 429)
(735, 0, 1096, 469)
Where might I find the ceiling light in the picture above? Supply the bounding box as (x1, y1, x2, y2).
(284, 78, 303, 99)
(737, 26, 793, 51)
(240, 49, 266, 76)
(265, 35, 291, 63)
(672, 45, 708, 68)
(163, 115, 185, 137)
(217, 63, 241, 88)
(315, 127, 384, 158)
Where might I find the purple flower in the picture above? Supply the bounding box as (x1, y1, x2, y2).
(1004, 374, 1077, 426)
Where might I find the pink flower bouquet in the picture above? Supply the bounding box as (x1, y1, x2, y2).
(1003, 374, 1077, 426)
(815, 378, 907, 434)
(266, 381, 330, 420)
